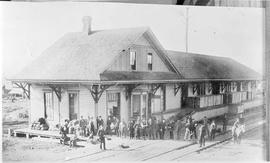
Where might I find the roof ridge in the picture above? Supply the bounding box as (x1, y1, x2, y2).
(89, 26, 149, 33)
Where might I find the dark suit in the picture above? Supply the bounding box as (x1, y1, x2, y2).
(98, 128, 106, 150)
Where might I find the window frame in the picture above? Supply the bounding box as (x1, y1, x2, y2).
(43, 91, 54, 120)
(147, 53, 153, 71)
(130, 50, 137, 70)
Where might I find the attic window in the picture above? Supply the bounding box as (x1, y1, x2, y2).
(147, 53, 153, 70)
(130, 51, 136, 70)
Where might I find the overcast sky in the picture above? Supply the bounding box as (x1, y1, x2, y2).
(0, 2, 264, 78)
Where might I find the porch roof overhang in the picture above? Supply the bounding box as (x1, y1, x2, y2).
(9, 78, 262, 85)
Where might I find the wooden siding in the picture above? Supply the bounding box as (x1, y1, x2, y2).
(165, 84, 181, 111)
(30, 85, 45, 124)
(107, 36, 170, 72)
(186, 94, 224, 109)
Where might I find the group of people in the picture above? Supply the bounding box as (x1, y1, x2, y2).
(59, 113, 240, 149)
(59, 115, 107, 149)
(126, 117, 177, 140)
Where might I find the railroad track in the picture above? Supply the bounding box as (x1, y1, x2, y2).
(66, 115, 264, 162)
(65, 139, 163, 161)
(145, 119, 264, 161)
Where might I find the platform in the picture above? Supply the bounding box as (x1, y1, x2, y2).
(12, 128, 86, 140)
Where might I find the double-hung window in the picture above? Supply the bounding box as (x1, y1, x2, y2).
(147, 53, 153, 70)
(130, 51, 136, 70)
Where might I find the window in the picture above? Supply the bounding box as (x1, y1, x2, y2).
(44, 92, 53, 120)
(130, 51, 136, 70)
(147, 53, 153, 70)
(199, 83, 205, 95)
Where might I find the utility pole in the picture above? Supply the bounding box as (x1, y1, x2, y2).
(265, 0, 270, 161)
(186, 7, 189, 53)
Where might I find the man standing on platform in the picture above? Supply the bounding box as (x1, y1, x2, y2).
(97, 125, 106, 150)
(198, 121, 207, 147)
(222, 114, 228, 133)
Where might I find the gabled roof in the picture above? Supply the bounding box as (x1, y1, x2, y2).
(10, 25, 260, 83)
(166, 50, 261, 80)
(12, 27, 170, 81)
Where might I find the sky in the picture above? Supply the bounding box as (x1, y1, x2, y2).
(0, 2, 264, 79)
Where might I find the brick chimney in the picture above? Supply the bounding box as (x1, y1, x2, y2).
(82, 16, 92, 35)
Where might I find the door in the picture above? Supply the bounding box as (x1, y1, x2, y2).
(44, 92, 53, 120)
(132, 94, 141, 119)
(107, 92, 121, 120)
(131, 92, 149, 120)
(141, 94, 147, 119)
(69, 93, 79, 120)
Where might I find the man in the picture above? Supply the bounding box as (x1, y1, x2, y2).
(152, 118, 158, 140)
(174, 119, 182, 140)
(79, 116, 87, 137)
(97, 125, 106, 150)
(198, 121, 208, 147)
(114, 117, 120, 136)
(184, 118, 191, 141)
(119, 119, 126, 138)
(134, 118, 141, 139)
(106, 116, 112, 135)
(60, 120, 69, 145)
(203, 116, 208, 126)
(222, 114, 227, 133)
(209, 120, 216, 141)
(168, 120, 175, 139)
(141, 118, 147, 140)
(190, 121, 198, 140)
(147, 118, 153, 140)
(159, 119, 166, 139)
(232, 118, 240, 136)
(97, 116, 104, 130)
(88, 116, 95, 138)
(128, 120, 135, 139)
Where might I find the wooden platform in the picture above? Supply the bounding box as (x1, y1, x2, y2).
(12, 128, 73, 139)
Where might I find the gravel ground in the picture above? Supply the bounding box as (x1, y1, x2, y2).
(181, 124, 266, 161)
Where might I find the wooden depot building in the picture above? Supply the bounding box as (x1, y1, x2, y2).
(10, 16, 262, 128)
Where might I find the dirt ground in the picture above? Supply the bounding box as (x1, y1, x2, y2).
(182, 124, 266, 161)
(2, 99, 29, 134)
(2, 134, 94, 161)
(2, 99, 266, 162)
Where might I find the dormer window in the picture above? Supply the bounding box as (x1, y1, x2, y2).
(130, 51, 136, 70)
(147, 53, 153, 70)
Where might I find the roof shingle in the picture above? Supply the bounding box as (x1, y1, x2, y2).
(166, 50, 261, 80)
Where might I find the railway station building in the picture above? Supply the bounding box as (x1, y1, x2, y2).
(10, 17, 262, 128)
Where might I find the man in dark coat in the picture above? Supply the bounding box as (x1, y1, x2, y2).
(159, 119, 166, 139)
(198, 122, 207, 147)
(97, 125, 106, 150)
(168, 120, 175, 139)
(152, 118, 158, 140)
(128, 120, 135, 139)
(147, 118, 153, 140)
(222, 114, 228, 133)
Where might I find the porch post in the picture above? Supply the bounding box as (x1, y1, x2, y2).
(140, 93, 143, 120)
(84, 84, 111, 119)
(95, 102, 98, 119)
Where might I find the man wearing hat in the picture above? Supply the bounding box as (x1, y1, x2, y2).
(97, 125, 106, 150)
